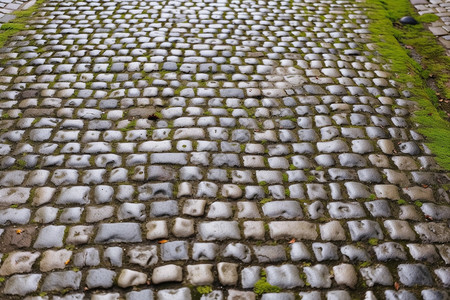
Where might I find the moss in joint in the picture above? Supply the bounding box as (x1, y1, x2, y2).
(196, 286, 213, 295)
(254, 277, 281, 295)
(0, 0, 46, 48)
(367, 0, 450, 169)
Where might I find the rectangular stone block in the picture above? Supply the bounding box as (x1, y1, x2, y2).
(269, 221, 318, 240)
(150, 153, 187, 165)
(199, 221, 241, 241)
(0, 188, 30, 206)
(94, 223, 142, 243)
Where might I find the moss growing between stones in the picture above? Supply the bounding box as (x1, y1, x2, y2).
(0, 23, 25, 31)
(368, 238, 379, 246)
(253, 277, 281, 295)
(260, 198, 271, 204)
(416, 13, 439, 23)
(359, 261, 371, 268)
(196, 286, 213, 295)
(299, 272, 309, 286)
(0, 0, 46, 48)
(120, 120, 137, 132)
(397, 199, 407, 205)
(367, 0, 450, 169)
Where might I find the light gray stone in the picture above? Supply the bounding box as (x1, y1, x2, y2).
(266, 264, 303, 288)
(4, 274, 41, 296)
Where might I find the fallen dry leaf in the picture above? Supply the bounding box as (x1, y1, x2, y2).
(158, 239, 168, 244)
(394, 282, 400, 290)
(15, 229, 22, 234)
(288, 238, 296, 244)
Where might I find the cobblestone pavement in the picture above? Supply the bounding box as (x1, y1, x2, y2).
(411, 0, 450, 54)
(0, 0, 34, 23)
(0, 0, 449, 299)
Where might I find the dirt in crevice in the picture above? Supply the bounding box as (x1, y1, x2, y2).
(406, 45, 450, 120)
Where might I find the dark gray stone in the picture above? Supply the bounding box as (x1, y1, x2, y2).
(400, 16, 418, 25)
(86, 268, 116, 289)
(398, 264, 433, 286)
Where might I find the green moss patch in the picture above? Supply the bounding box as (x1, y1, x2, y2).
(196, 286, 213, 295)
(254, 277, 281, 295)
(0, 0, 46, 48)
(416, 13, 439, 23)
(367, 0, 450, 169)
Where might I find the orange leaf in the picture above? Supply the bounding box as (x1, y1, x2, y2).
(158, 239, 168, 244)
(65, 259, 70, 265)
(394, 282, 400, 290)
(15, 229, 22, 234)
(288, 238, 296, 244)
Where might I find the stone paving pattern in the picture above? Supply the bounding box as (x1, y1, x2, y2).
(0, 0, 449, 299)
(0, 0, 33, 23)
(411, 0, 450, 55)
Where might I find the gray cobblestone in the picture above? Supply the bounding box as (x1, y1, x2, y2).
(304, 264, 332, 288)
(266, 265, 303, 288)
(348, 220, 384, 241)
(0, 0, 448, 297)
(41, 271, 82, 291)
(94, 223, 142, 243)
(4, 274, 41, 296)
(360, 265, 393, 287)
(86, 268, 116, 289)
(398, 264, 433, 286)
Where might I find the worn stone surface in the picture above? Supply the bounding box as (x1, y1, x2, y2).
(0, 0, 448, 298)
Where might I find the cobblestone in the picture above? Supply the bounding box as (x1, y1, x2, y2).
(0, 0, 448, 298)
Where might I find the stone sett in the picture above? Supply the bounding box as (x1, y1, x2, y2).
(0, 0, 448, 298)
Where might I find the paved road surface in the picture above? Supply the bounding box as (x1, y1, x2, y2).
(0, 0, 448, 299)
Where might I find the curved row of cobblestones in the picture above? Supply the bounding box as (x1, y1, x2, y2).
(0, 0, 448, 299)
